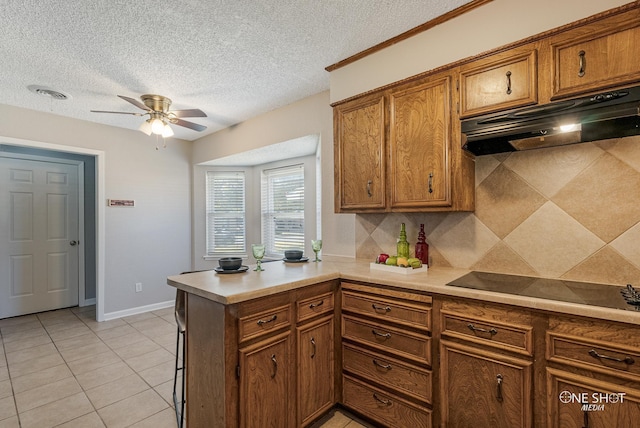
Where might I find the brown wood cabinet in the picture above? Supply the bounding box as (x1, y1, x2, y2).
(296, 313, 335, 426)
(185, 280, 339, 428)
(340, 281, 433, 427)
(436, 298, 535, 428)
(239, 331, 293, 428)
(459, 46, 538, 118)
(333, 94, 386, 211)
(545, 315, 640, 428)
(549, 9, 640, 100)
(389, 73, 452, 209)
(333, 70, 474, 213)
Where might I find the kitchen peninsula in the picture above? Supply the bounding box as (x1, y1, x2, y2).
(168, 257, 640, 427)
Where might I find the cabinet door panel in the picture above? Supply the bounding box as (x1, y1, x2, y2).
(297, 316, 335, 427)
(390, 76, 451, 208)
(334, 96, 386, 211)
(239, 331, 292, 428)
(440, 340, 532, 428)
(460, 49, 537, 118)
(547, 367, 640, 428)
(552, 23, 640, 99)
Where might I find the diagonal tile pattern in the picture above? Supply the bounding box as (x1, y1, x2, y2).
(355, 135, 640, 285)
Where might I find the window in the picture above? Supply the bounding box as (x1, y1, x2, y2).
(206, 171, 246, 255)
(261, 164, 304, 257)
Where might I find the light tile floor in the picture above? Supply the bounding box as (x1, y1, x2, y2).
(0, 306, 365, 428)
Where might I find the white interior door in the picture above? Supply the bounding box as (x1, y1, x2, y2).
(0, 157, 80, 318)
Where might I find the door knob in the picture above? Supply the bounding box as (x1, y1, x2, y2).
(70, 240, 78, 246)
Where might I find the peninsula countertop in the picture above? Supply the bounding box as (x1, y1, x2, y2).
(167, 256, 640, 326)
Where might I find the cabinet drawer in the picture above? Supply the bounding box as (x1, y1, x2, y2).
(343, 375, 432, 428)
(439, 300, 533, 356)
(343, 344, 432, 403)
(297, 291, 334, 323)
(342, 290, 431, 331)
(551, 19, 640, 99)
(342, 315, 431, 365)
(238, 304, 292, 343)
(547, 331, 640, 381)
(459, 48, 538, 118)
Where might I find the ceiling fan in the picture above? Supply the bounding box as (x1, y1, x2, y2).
(91, 94, 207, 138)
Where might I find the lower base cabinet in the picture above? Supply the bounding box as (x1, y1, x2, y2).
(297, 316, 335, 427)
(239, 331, 293, 428)
(440, 340, 533, 428)
(547, 368, 640, 428)
(343, 375, 432, 428)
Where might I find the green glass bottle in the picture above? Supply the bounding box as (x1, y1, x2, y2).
(397, 223, 410, 258)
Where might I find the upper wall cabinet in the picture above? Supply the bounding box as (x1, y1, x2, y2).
(333, 94, 387, 211)
(549, 9, 640, 100)
(389, 73, 452, 209)
(333, 70, 474, 213)
(459, 46, 538, 118)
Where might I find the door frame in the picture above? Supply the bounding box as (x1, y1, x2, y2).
(0, 152, 86, 308)
(0, 136, 106, 321)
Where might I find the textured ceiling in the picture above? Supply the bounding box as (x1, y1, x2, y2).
(0, 0, 470, 141)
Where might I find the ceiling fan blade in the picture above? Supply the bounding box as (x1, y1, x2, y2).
(90, 110, 145, 116)
(118, 95, 151, 111)
(170, 108, 207, 118)
(171, 118, 207, 132)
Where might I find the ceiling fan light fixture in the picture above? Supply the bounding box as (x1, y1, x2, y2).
(139, 119, 153, 136)
(151, 117, 165, 135)
(161, 124, 174, 138)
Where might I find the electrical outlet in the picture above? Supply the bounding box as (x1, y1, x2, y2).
(135, 282, 142, 293)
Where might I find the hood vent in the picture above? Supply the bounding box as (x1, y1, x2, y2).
(462, 86, 640, 156)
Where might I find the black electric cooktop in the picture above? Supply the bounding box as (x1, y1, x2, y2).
(447, 271, 639, 311)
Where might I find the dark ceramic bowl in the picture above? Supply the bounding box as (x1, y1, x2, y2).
(218, 257, 243, 270)
(284, 250, 303, 260)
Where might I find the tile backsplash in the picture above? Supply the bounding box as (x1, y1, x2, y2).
(355, 135, 640, 285)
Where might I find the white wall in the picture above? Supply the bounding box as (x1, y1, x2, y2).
(330, 0, 631, 103)
(0, 104, 192, 318)
(192, 91, 355, 260)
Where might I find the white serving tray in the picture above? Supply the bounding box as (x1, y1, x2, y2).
(369, 262, 427, 275)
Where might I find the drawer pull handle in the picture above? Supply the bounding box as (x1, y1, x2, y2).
(467, 323, 498, 336)
(583, 408, 590, 428)
(367, 180, 372, 197)
(588, 349, 635, 365)
(310, 337, 316, 359)
(373, 393, 392, 406)
(506, 71, 512, 95)
(578, 50, 586, 77)
(428, 172, 434, 194)
(372, 329, 392, 339)
(372, 359, 392, 370)
(270, 354, 278, 378)
(309, 300, 324, 309)
(372, 304, 391, 313)
(257, 314, 277, 326)
(496, 374, 504, 402)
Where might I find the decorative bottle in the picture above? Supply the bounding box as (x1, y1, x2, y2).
(397, 223, 410, 259)
(415, 223, 429, 266)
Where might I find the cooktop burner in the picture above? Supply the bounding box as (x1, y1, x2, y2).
(447, 271, 637, 311)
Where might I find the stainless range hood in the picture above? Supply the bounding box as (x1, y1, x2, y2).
(461, 86, 640, 156)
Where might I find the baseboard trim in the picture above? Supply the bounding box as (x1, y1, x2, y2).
(103, 300, 174, 321)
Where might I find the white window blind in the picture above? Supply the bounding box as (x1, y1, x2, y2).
(206, 171, 246, 255)
(261, 164, 305, 257)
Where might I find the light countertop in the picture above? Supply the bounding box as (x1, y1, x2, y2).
(167, 256, 640, 325)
